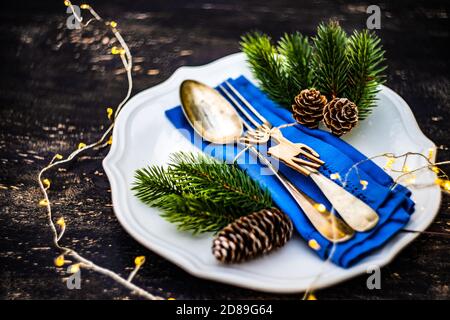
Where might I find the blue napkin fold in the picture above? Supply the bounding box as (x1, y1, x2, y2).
(165, 75, 415, 268)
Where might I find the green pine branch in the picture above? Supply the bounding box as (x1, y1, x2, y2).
(345, 29, 386, 120)
(132, 152, 273, 234)
(312, 20, 349, 99)
(240, 21, 387, 121)
(278, 32, 313, 93)
(240, 32, 294, 107)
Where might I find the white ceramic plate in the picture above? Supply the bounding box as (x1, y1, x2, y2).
(103, 52, 441, 293)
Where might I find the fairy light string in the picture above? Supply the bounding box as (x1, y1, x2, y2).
(38, 1, 163, 300)
(302, 147, 450, 299)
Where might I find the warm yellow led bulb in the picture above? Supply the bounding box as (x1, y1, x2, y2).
(134, 256, 146, 266)
(313, 203, 326, 213)
(308, 239, 321, 250)
(110, 21, 117, 28)
(406, 175, 416, 184)
(360, 180, 368, 190)
(402, 165, 411, 173)
(106, 107, 113, 119)
(384, 157, 395, 169)
(107, 136, 113, 145)
(111, 46, 126, 55)
(68, 263, 80, 273)
(444, 180, 450, 191)
(428, 148, 434, 160)
(56, 217, 65, 227)
(111, 46, 122, 55)
(64, 0, 71, 7)
(330, 173, 340, 180)
(39, 199, 49, 207)
(55, 154, 63, 160)
(54, 255, 65, 267)
(78, 142, 87, 149)
(80, 4, 90, 9)
(42, 178, 51, 189)
(307, 293, 317, 300)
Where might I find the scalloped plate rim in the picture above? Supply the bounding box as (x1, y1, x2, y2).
(103, 52, 441, 293)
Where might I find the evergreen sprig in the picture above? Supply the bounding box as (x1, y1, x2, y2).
(240, 32, 313, 108)
(278, 32, 313, 92)
(312, 20, 349, 99)
(240, 32, 294, 107)
(345, 29, 386, 120)
(132, 152, 273, 234)
(241, 20, 386, 120)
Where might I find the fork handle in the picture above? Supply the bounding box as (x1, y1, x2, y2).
(272, 152, 379, 232)
(269, 128, 379, 231)
(243, 144, 354, 243)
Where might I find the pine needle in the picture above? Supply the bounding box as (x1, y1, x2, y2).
(278, 32, 313, 92)
(132, 152, 273, 234)
(312, 20, 349, 99)
(240, 32, 296, 108)
(345, 29, 386, 120)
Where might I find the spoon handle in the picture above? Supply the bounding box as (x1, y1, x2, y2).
(267, 128, 379, 232)
(309, 172, 379, 232)
(245, 145, 354, 243)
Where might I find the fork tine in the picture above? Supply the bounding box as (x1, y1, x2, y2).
(297, 143, 321, 159)
(299, 150, 325, 165)
(218, 85, 261, 128)
(221, 81, 324, 166)
(224, 81, 270, 127)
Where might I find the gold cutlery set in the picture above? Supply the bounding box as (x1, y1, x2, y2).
(180, 79, 380, 242)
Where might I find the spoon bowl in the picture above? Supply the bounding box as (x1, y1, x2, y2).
(180, 80, 243, 144)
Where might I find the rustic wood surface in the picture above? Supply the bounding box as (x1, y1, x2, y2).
(0, 0, 449, 300)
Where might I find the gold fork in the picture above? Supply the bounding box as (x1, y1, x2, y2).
(220, 81, 379, 232)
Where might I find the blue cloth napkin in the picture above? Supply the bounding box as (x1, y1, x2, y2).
(165, 76, 415, 268)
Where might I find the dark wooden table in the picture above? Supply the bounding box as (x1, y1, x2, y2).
(1, 0, 449, 300)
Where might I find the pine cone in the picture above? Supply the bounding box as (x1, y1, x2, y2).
(212, 208, 293, 264)
(292, 89, 328, 128)
(323, 98, 359, 136)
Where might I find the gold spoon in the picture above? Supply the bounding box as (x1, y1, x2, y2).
(179, 79, 354, 242)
